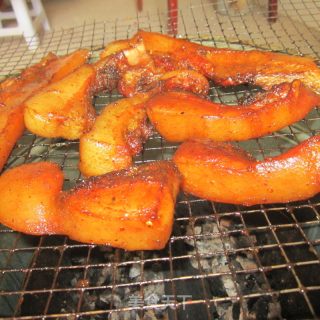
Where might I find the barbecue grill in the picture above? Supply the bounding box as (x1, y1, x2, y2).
(1, 1, 320, 319)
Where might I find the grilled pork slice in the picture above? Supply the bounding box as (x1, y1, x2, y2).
(0, 162, 63, 234)
(0, 161, 180, 250)
(0, 105, 25, 171)
(147, 81, 320, 142)
(133, 30, 320, 94)
(24, 64, 97, 139)
(173, 138, 320, 206)
(0, 50, 89, 171)
(100, 38, 209, 97)
(118, 68, 210, 97)
(0, 50, 90, 108)
(61, 161, 180, 250)
(79, 93, 152, 177)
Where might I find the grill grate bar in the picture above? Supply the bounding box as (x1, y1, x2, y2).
(261, 207, 318, 317)
(211, 201, 248, 318)
(1, 278, 320, 299)
(1, 255, 320, 279)
(12, 237, 45, 317)
(42, 237, 68, 316)
(3, 286, 320, 320)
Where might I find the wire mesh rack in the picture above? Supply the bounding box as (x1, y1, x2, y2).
(0, 0, 320, 319)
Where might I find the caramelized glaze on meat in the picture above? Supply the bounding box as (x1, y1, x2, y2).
(135, 31, 320, 94)
(0, 50, 89, 107)
(22, 45, 159, 140)
(101, 39, 209, 97)
(24, 64, 97, 139)
(118, 68, 209, 97)
(0, 162, 63, 234)
(147, 80, 319, 142)
(0, 161, 180, 250)
(79, 93, 152, 177)
(174, 138, 320, 206)
(61, 161, 180, 250)
(0, 50, 89, 171)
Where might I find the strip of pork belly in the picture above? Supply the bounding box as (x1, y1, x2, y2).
(134, 30, 320, 94)
(79, 93, 152, 177)
(0, 49, 90, 171)
(173, 138, 320, 206)
(0, 161, 180, 250)
(147, 80, 319, 142)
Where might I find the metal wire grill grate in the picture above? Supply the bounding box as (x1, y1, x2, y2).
(0, 1, 320, 319)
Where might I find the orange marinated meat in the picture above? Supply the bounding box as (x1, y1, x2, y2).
(0, 161, 180, 250)
(147, 80, 320, 142)
(173, 138, 320, 206)
(0, 49, 89, 171)
(24, 64, 97, 139)
(101, 39, 209, 97)
(79, 93, 152, 177)
(61, 161, 180, 250)
(118, 68, 209, 97)
(133, 30, 320, 94)
(0, 162, 63, 234)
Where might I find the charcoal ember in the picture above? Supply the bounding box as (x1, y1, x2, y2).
(81, 291, 97, 311)
(92, 288, 122, 312)
(95, 297, 111, 310)
(144, 284, 165, 307)
(96, 266, 113, 286)
(181, 217, 282, 319)
(215, 301, 241, 320)
(267, 300, 282, 319)
(129, 264, 141, 279)
(235, 254, 257, 270)
(185, 221, 232, 263)
(219, 215, 244, 231)
(230, 233, 257, 249)
(247, 296, 281, 320)
(222, 275, 237, 297)
(245, 273, 261, 292)
(232, 302, 241, 320)
(206, 276, 228, 297)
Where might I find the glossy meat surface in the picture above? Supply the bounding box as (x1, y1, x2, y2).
(0, 49, 89, 108)
(61, 161, 180, 250)
(79, 94, 151, 176)
(134, 31, 320, 94)
(147, 80, 319, 142)
(173, 138, 320, 205)
(80, 93, 152, 177)
(0, 161, 180, 250)
(0, 50, 89, 171)
(24, 65, 97, 139)
(0, 105, 25, 172)
(0, 162, 63, 234)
